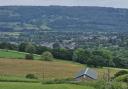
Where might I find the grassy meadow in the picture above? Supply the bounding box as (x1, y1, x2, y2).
(0, 49, 127, 89)
(0, 83, 95, 89)
(0, 58, 84, 79)
(0, 49, 41, 59)
(0, 49, 126, 80)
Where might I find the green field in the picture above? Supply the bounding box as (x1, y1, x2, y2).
(0, 49, 41, 59)
(0, 49, 127, 79)
(0, 82, 94, 89)
(0, 49, 127, 89)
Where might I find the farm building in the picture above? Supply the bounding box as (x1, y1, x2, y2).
(75, 68, 97, 81)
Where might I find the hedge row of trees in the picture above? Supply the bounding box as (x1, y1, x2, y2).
(0, 42, 127, 68)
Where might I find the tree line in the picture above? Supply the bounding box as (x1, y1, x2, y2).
(0, 42, 127, 68)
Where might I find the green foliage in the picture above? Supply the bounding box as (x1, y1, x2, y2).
(115, 74, 128, 82)
(114, 70, 128, 78)
(53, 43, 61, 49)
(0, 42, 17, 50)
(76, 80, 127, 89)
(25, 53, 34, 60)
(52, 48, 73, 60)
(72, 48, 91, 64)
(92, 49, 112, 60)
(25, 74, 38, 79)
(25, 43, 36, 54)
(41, 51, 53, 61)
(18, 43, 28, 52)
(103, 81, 127, 89)
(42, 78, 73, 84)
(91, 49, 114, 67)
(87, 55, 107, 67)
(1, 6, 128, 32)
(36, 46, 51, 54)
(0, 41, 128, 68)
(113, 57, 128, 68)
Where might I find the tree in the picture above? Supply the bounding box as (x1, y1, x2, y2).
(114, 70, 128, 78)
(92, 49, 113, 82)
(113, 57, 128, 68)
(25, 43, 36, 54)
(41, 51, 53, 61)
(72, 48, 91, 64)
(36, 46, 51, 54)
(18, 43, 28, 52)
(53, 42, 60, 49)
(25, 53, 34, 60)
(0, 42, 17, 50)
(92, 49, 113, 66)
(87, 55, 107, 67)
(52, 48, 73, 60)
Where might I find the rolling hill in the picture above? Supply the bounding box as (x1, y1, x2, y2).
(1, 6, 128, 32)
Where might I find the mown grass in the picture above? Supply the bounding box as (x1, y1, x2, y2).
(0, 49, 41, 60)
(0, 82, 95, 89)
(0, 76, 39, 83)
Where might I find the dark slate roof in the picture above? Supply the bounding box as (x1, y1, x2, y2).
(75, 68, 97, 80)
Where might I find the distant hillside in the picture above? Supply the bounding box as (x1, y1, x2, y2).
(0, 6, 128, 32)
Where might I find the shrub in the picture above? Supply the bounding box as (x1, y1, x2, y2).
(115, 74, 128, 82)
(76, 80, 106, 89)
(74, 80, 127, 89)
(41, 51, 53, 61)
(25, 74, 38, 79)
(25, 53, 34, 60)
(114, 70, 128, 78)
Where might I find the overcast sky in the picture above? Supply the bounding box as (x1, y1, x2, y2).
(0, 0, 128, 9)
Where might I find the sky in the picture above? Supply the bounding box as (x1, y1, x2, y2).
(0, 0, 128, 9)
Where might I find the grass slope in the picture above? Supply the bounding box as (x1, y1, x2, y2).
(0, 49, 41, 59)
(0, 82, 95, 89)
(0, 58, 84, 79)
(0, 49, 127, 80)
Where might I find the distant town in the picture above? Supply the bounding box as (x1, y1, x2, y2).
(0, 31, 128, 49)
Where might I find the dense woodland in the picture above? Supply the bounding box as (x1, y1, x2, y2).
(1, 6, 128, 32)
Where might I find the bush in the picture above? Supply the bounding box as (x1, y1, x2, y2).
(114, 70, 128, 78)
(115, 74, 128, 82)
(25, 74, 38, 79)
(25, 53, 34, 60)
(76, 80, 106, 89)
(41, 51, 53, 61)
(74, 80, 127, 89)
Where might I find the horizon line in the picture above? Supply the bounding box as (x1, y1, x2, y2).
(0, 5, 127, 9)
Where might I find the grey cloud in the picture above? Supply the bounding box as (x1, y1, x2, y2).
(0, 0, 128, 8)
